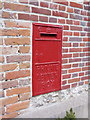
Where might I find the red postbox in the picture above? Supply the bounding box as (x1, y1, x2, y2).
(32, 23, 62, 96)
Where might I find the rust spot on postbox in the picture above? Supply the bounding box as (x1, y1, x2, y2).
(32, 23, 62, 96)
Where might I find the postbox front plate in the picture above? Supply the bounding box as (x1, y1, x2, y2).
(32, 23, 62, 96)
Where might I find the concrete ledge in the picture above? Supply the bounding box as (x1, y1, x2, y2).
(17, 91, 88, 118)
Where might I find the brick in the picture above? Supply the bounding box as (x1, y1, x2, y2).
(85, 81, 88, 84)
(0, 1, 2, 9)
(68, 78, 80, 83)
(0, 107, 5, 115)
(1, 64, 18, 72)
(83, 48, 88, 52)
(82, 67, 88, 71)
(62, 85, 70, 90)
(69, 68, 81, 73)
(19, 93, 30, 101)
(87, 22, 90, 26)
(63, 74, 71, 79)
(70, 48, 82, 52)
(62, 54, 72, 58)
(40, 2, 48, 8)
(79, 63, 84, 67)
(39, 16, 48, 22)
(50, 3, 58, 9)
(18, 13, 38, 21)
(81, 76, 88, 81)
(6, 55, 30, 63)
(0, 90, 4, 98)
(19, 62, 30, 69)
(73, 43, 78, 47)
(72, 73, 78, 78)
(70, 14, 82, 20)
(0, 80, 18, 89)
(70, 26, 82, 31)
(0, 96, 18, 107)
(80, 32, 86, 36)
(62, 48, 68, 53)
(84, 27, 90, 31)
(80, 53, 85, 57)
(63, 31, 72, 36)
(62, 80, 67, 85)
(62, 59, 68, 64)
(4, 38, 30, 45)
(4, 20, 30, 28)
(66, 20, 73, 24)
(19, 46, 30, 53)
(79, 81, 84, 86)
(32, 7, 51, 15)
(62, 64, 71, 69)
(69, 37, 82, 41)
(2, 29, 19, 36)
(71, 83, 77, 88)
(62, 70, 67, 74)
(30, 15, 38, 21)
(63, 43, 71, 47)
(6, 86, 30, 96)
(4, 2, 30, 12)
(70, 2, 83, 9)
(0, 38, 3, 45)
(67, 7, 73, 13)
(69, 58, 81, 63)
(53, 11, 68, 18)
(84, 5, 90, 10)
(58, 19, 65, 24)
(18, 29, 30, 36)
(73, 53, 79, 57)
(74, 9, 80, 14)
(2, 11, 17, 19)
(87, 32, 90, 36)
(19, 78, 30, 86)
(79, 72, 84, 76)
(0, 56, 4, 63)
(19, 0, 28, 4)
(74, 32, 79, 36)
(83, 38, 89, 42)
(80, 21, 86, 26)
(49, 17, 57, 23)
(63, 37, 68, 41)
(84, 1, 90, 4)
(18, 13, 30, 20)
(87, 12, 90, 16)
(6, 100, 30, 113)
(1, 47, 18, 55)
(6, 70, 30, 80)
(73, 21, 80, 25)
(29, 1, 39, 6)
(0, 73, 4, 81)
(57, 1, 68, 6)
(84, 17, 89, 21)
(63, 25, 69, 30)
(81, 10, 87, 15)
(2, 112, 18, 118)
(59, 5, 65, 11)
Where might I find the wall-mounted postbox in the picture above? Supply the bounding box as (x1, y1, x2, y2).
(32, 23, 62, 96)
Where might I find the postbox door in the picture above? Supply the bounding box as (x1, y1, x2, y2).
(32, 23, 62, 96)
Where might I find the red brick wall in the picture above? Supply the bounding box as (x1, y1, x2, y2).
(0, 0, 89, 118)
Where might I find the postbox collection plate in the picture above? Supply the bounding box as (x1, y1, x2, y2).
(32, 23, 62, 96)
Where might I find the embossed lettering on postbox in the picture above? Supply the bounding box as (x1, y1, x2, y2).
(32, 23, 62, 96)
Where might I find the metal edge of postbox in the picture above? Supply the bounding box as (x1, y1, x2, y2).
(32, 23, 63, 96)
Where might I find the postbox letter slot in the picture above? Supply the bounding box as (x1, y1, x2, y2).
(40, 32, 57, 38)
